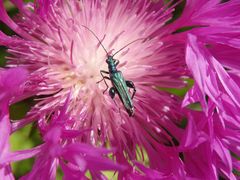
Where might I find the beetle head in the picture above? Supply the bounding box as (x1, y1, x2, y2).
(106, 56, 114, 63)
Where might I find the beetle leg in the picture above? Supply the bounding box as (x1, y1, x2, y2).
(97, 70, 110, 94)
(97, 70, 109, 83)
(114, 59, 120, 67)
(126, 80, 136, 99)
(109, 87, 122, 117)
(109, 87, 116, 99)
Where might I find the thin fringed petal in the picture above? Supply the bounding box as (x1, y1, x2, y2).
(2, 146, 42, 165)
(184, 34, 240, 116)
(184, 142, 218, 179)
(20, 156, 59, 180)
(0, 0, 34, 40)
(0, 110, 10, 157)
(182, 85, 207, 109)
(209, 44, 240, 70)
(59, 160, 86, 180)
(180, 110, 239, 180)
(0, 165, 14, 180)
(0, 112, 14, 180)
(62, 143, 125, 172)
(171, 0, 240, 74)
(213, 137, 233, 179)
(171, 0, 240, 34)
(35, 0, 54, 18)
(0, 68, 29, 151)
(211, 57, 240, 107)
(0, 67, 28, 100)
(0, 67, 29, 179)
(182, 34, 240, 179)
(21, 100, 125, 179)
(178, 111, 207, 150)
(10, 0, 32, 15)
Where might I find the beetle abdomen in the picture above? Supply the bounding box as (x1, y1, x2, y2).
(110, 71, 134, 116)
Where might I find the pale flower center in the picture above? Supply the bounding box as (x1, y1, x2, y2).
(42, 51, 108, 98)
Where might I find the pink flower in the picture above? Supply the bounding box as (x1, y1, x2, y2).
(20, 98, 125, 180)
(0, 0, 240, 179)
(1, 0, 185, 173)
(180, 34, 240, 180)
(0, 67, 28, 180)
(177, 1, 240, 179)
(1, 97, 125, 180)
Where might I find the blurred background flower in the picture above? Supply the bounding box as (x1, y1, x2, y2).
(0, 0, 240, 179)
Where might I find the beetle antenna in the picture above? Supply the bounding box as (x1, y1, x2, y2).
(81, 25, 109, 55)
(112, 38, 146, 57)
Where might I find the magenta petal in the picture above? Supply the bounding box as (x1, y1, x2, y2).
(0, 67, 28, 88)
(20, 157, 58, 180)
(209, 44, 240, 70)
(0, 0, 33, 40)
(184, 142, 218, 179)
(59, 160, 86, 180)
(10, 0, 28, 13)
(0, 111, 14, 180)
(179, 112, 207, 150)
(62, 143, 125, 172)
(0, 31, 10, 46)
(213, 138, 233, 179)
(182, 85, 207, 110)
(0, 110, 11, 156)
(2, 146, 42, 164)
(0, 90, 13, 180)
(185, 34, 219, 103)
(211, 57, 240, 107)
(0, 67, 29, 101)
(185, 34, 240, 114)
(0, 165, 14, 180)
(133, 162, 173, 179)
(35, 0, 53, 18)
(62, 143, 113, 156)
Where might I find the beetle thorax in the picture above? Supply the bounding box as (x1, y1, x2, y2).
(107, 56, 117, 73)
